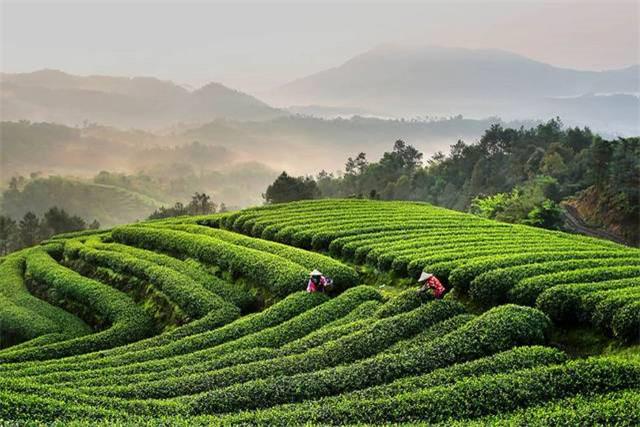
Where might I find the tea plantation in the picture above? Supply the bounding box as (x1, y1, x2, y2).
(1, 199, 638, 425)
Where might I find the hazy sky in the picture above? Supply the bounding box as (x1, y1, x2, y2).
(2, 0, 638, 94)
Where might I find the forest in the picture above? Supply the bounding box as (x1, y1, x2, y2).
(265, 119, 640, 245)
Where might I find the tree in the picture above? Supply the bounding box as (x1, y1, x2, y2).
(189, 192, 216, 215)
(42, 207, 86, 235)
(522, 199, 564, 230)
(148, 193, 222, 220)
(263, 172, 320, 204)
(427, 151, 445, 167)
(563, 126, 593, 154)
(381, 140, 423, 172)
(470, 192, 511, 219)
(345, 153, 368, 176)
(18, 212, 40, 248)
(589, 137, 612, 190)
(392, 175, 412, 200)
(148, 202, 189, 220)
(0, 216, 18, 256)
(469, 158, 490, 194)
(540, 152, 568, 178)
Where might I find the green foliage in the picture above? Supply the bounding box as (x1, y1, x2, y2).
(111, 225, 313, 297)
(162, 223, 358, 291)
(374, 288, 434, 318)
(612, 301, 640, 342)
(0, 199, 638, 424)
(0, 251, 91, 348)
(264, 171, 320, 204)
(225, 357, 640, 425)
(470, 176, 564, 230)
(92, 240, 253, 311)
(0, 291, 324, 378)
(64, 239, 240, 320)
(0, 208, 99, 256)
(451, 390, 640, 426)
(190, 304, 548, 414)
(469, 259, 640, 308)
(0, 249, 154, 363)
(536, 277, 640, 324)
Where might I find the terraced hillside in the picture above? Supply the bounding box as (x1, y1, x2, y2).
(0, 199, 638, 425)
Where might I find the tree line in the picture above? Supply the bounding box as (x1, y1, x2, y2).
(264, 119, 639, 243)
(0, 207, 100, 255)
(147, 192, 228, 220)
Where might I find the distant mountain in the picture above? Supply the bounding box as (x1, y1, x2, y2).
(274, 45, 639, 132)
(0, 69, 284, 128)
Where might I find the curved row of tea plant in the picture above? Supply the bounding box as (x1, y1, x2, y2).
(1, 249, 154, 363)
(218, 199, 640, 340)
(1, 199, 639, 425)
(64, 239, 239, 321)
(0, 251, 91, 348)
(111, 225, 357, 297)
(0, 296, 580, 423)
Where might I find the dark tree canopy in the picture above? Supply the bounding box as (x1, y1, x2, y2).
(286, 119, 638, 244)
(0, 207, 99, 255)
(263, 172, 320, 204)
(147, 192, 223, 220)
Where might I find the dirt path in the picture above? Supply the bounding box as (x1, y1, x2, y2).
(563, 205, 628, 246)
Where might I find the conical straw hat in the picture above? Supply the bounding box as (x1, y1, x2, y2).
(418, 272, 433, 282)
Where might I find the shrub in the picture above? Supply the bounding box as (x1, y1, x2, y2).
(94, 240, 253, 310)
(91, 299, 463, 399)
(449, 390, 640, 427)
(221, 357, 640, 425)
(189, 304, 549, 414)
(612, 301, 640, 342)
(591, 288, 640, 333)
(163, 224, 358, 291)
(469, 259, 640, 308)
(449, 250, 637, 294)
(0, 291, 324, 378)
(373, 288, 434, 318)
(0, 251, 90, 348)
(536, 277, 640, 324)
(0, 250, 154, 363)
(66, 239, 240, 320)
(112, 226, 311, 296)
(509, 265, 640, 307)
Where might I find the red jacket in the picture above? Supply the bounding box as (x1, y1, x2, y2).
(307, 276, 327, 293)
(424, 276, 445, 298)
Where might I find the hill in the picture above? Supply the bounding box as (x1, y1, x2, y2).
(2, 116, 540, 180)
(274, 45, 640, 134)
(0, 176, 165, 227)
(0, 69, 284, 128)
(0, 121, 279, 212)
(0, 199, 638, 424)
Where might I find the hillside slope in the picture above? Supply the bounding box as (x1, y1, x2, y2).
(1, 177, 164, 226)
(0, 200, 638, 424)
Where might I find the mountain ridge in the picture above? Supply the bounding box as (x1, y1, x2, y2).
(1, 69, 285, 128)
(272, 45, 639, 128)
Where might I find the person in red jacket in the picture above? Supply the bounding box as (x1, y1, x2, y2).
(417, 272, 445, 298)
(307, 269, 332, 293)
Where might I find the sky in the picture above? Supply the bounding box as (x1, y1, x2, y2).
(1, 0, 638, 94)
